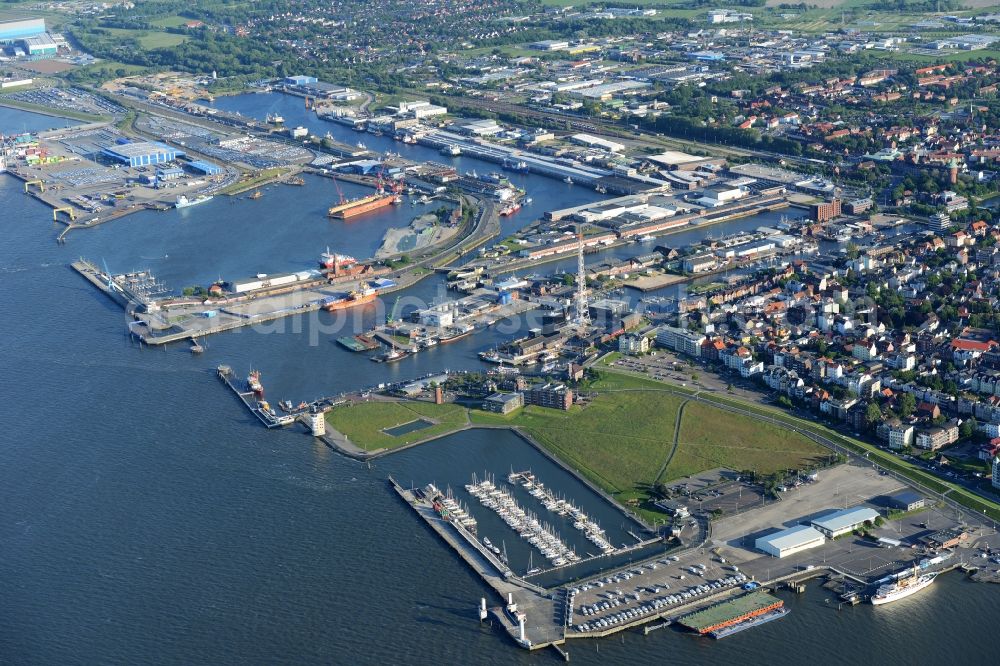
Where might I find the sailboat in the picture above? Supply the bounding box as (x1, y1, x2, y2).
(526, 551, 541, 576)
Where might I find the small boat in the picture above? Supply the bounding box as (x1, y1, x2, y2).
(371, 347, 410, 363)
(483, 537, 493, 548)
(266, 113, 284, 124)
(564, 176, 574, 185)
(249, 189, 262, 200)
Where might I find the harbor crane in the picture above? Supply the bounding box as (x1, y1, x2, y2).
(387, 296, 401, 325)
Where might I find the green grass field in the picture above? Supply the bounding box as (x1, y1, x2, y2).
(326, 400, 468, 451)
(470, 374, 826, 517)
(672, 401, 827, 482)
(473, 392, 685, 495)
(102, 27, 188, 50)
(139, 32, 188, 49)
(149, 16, 190, 28)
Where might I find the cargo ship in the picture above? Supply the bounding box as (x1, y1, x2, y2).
(438, 324, 475, 344)
(502, 158, 529, 173)
(175, 194, 213, 209)
(327, 193, 397, 219)
(319, 247, 358, 270)
(871, 569, 937, 605)
(677, 591, 786, 638)
(322, 284, 378, 311)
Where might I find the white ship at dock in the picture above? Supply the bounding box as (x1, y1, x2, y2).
(871, 570, 937, 605)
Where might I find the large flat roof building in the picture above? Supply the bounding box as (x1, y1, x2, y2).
(102, 141, 182, 168)
(810, 507, 880, 538)
(0, 18, 45, 42)
(186, 159, 222, 176)
(22, 33, 56, 55)
(756, 525, 826, 558)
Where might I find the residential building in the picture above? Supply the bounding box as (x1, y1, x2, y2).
(483, 392, 524, 414)
(525, 383, 573, 410)
(619, 334, 650, 355)
(914, 422, 959, 450)
(656, 326, 706, 357)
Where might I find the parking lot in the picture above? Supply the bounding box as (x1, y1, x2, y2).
(565, 551, 753, 634)
(5, 87, 125, 116)
(657, 468, 771, 519)
(711, 464, 905, 555)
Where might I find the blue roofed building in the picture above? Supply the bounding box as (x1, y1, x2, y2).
(102, 141, 182, 168)
(0, 18, 46, 42)
(186, 160, 222, 176)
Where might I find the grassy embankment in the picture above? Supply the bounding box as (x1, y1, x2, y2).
(598, 366, 1000, 521)
(330, 368, 827, 521)
(325, 401, 467, 452)
(0, 96, 106, 123)
(217, 168, 289, 195)
(472, 370, 826, 517)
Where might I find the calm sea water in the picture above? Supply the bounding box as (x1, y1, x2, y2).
(1, 103, 996, 665)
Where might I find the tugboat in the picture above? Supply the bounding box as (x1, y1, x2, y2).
(500, 202, 521, 217)
(371, 347, 410, 363)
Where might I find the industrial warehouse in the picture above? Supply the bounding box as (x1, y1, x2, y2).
(101, 141, 183, 168)
(0, 17, 61, 57)
(755, 525, 826, 559)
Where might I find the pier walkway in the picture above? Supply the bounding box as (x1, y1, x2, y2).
(390, 478, 564, 650)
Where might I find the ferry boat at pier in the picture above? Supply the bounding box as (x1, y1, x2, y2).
(871, 570, 937, 605)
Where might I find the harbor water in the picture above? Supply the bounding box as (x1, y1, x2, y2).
(1, 103, 996, 665)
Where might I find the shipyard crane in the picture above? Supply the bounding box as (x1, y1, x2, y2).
(331, 172, 345, 204)
(101, 258, 118, 292)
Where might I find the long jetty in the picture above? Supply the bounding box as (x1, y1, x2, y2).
(389, 476, 564, 651)
(217, 365, 294, 428)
